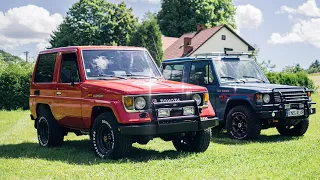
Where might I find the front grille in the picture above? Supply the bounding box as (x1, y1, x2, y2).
(274, 90, 308, 103)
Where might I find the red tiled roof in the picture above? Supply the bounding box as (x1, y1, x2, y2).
(161, 36, 179, 51)
(164, 25, 254, 60)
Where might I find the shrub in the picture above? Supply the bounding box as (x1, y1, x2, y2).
(0, 61, 33, 110)
(265, 72, 316, 91)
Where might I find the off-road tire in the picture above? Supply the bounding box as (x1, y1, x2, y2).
(91, 112, 132, 159)
(172, 128, 211, 152)
(276, 119, 309, 136)
(37, 106, 64, 147)
(226, 105, 261, 140)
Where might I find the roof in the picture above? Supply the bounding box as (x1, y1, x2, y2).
(161, 36, 179, 51)
(39, 46, 147, 54)
(163, 25, 255, 60)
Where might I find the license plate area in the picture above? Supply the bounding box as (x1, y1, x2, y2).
(286, 109, 304, 117)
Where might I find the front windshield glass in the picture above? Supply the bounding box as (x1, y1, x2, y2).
(214, 59, 269, 83)
(82, 50, 161, 79)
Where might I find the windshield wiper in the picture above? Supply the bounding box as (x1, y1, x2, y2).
(121, 74, 159, 79)
(90, 74, 126, 79)
(242, 76, 265, 83)
(220, 76, 245, 83)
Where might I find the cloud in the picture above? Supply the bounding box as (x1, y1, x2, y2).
(270, 1, 320, 48)
(0, 5, 63, 50)
(235, 4, 263, 29)
(278, 0, 320, 17)
(268, 18, 320, 48)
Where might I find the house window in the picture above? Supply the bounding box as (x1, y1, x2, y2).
(222, 35, 226, 40)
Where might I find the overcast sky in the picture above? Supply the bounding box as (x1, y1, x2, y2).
(0, 0, 319, 71)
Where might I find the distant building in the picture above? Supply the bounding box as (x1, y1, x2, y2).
(162, 24, 255, 60)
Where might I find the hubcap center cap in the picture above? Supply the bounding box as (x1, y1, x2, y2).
(103, 136, 108, 142)
(238, 123, 242, 128)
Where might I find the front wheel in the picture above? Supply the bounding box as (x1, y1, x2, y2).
(226, 105, 261, 140)
(172, 128, 211, 152)
(276, 119, 309, 136)
(91, 113, 132, 159)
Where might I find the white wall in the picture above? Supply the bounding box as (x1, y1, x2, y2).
(190, 27, 250, 56)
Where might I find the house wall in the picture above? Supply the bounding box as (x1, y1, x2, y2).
(190, 27, 250, 56)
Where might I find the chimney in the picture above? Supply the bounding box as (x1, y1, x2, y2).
(183, 37, 193, 56)
(197, 24, 205, 32)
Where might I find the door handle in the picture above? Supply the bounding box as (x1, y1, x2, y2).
(57, 91, 62, 95)
(34, 90, 40, 95)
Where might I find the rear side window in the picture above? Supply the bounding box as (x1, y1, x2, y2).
(163, 64, 184, 82)
(34, 53, 57, 83)
(189, 61, 215, 85)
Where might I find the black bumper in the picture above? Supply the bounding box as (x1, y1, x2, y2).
(259, 107, 316, 120)
(119, 117, 219, 135)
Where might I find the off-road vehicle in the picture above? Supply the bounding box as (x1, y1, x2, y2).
(29, 46, 219, 159)
(162, 51, 316, 140)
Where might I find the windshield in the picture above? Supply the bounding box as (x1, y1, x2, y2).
(214, 59, 269, 83)
(82, 50, 161, 79)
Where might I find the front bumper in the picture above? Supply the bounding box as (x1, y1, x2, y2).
(119, 117, 219, 135)
(259, 107, 316, 120)
(120, 99, 218, 135)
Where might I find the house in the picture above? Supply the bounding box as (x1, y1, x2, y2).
(163, 24, 255, 60)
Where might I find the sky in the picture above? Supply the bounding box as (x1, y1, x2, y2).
(0, 0, 319, 71)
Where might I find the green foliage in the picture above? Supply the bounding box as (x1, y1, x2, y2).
(0, 50, 23, 62)
(266, 71, 316, 90)
(50, 0, 137, 48)
(282, 64, 305, 73)
(157, 0, 236, 37)
(130, 13, 164, 66)
(307, 60, 320, 74)
(0, 54, 33, 110)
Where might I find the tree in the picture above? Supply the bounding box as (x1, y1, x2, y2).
(307, 59, 320, 74)
(130, 13, 164, 66)
(50, 0, 137, 48)
(157, 0, 236, 37)
(282, 64, 305, 73)
(251, 45, 275, 73)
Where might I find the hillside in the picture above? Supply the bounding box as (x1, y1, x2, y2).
(0, 50, 23, 62)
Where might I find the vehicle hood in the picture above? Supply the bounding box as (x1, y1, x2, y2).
(222, 83, 305, 92)
(84, 79, 207, 94)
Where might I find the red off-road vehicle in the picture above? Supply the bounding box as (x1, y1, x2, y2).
(29, 46, 218, 159)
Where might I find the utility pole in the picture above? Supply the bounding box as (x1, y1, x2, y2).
(23, 51, 29, 62)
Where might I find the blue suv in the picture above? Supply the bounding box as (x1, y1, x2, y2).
(162, 52, 316, 140)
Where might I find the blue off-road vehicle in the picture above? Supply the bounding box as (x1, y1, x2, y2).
(162, 52, 316, 140)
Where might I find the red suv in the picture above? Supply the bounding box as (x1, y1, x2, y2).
(29, 46, 219, 159)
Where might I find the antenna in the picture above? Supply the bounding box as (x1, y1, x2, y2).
(152, 36, 160, 62)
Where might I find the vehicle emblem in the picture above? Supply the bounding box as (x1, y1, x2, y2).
(159, 98, 180, 102)
(152, 99, 157, 103)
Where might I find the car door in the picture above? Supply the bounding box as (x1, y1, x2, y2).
(54, 52, 84, 129)
(187, 61, 220, 115)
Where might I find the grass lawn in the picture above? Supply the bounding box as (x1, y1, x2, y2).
(1, 97, 320, 179)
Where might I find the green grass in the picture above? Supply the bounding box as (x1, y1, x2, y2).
(1, 98, 320, 180)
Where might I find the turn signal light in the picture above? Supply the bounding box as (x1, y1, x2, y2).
(307, 92, 311, 97)
(123, 96, 134, 110)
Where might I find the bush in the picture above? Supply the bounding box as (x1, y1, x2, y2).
(266, 72, 316, 91)
(0, 61, 33, 110)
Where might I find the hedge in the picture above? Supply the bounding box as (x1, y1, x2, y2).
(0, 61, 33, 110)
(265, 72, 316, 91)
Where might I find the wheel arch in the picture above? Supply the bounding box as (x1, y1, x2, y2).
(35, 103, 52, 129)
(223, 97, 254, 122)
(91, 106, 116, 127)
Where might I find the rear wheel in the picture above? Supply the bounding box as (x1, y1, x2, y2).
(172, 128, 211, 152)
(276, 119, 309, 136)
(37, 106, 64, 147)
(91, 112, 132, 159)
(226, 105, 261, 140)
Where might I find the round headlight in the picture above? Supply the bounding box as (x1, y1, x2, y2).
(134, 97, 146, 110)
(263, 94, 270, 103)
(192, 94, 202, 105)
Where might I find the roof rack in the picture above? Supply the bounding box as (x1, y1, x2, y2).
(194, 51, 253, 59)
